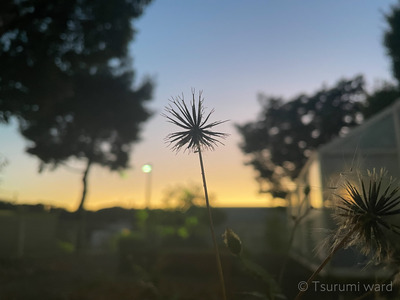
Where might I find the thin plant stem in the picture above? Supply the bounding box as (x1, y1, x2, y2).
(278, 217, 300, 283)
(294, 226, 357, 300)
(197, 147, 227, 300)
(278, 203, 312, 284)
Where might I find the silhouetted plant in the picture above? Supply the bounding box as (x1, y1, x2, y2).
(163, 89, 228, 300)
(223, 228, 285, 300)
(295, 168, 400, 300)
(163, 90, 228, 153)
(333, 169, 400, 262)
(223, 228, 243, 257)
(278, 185, 312, 284)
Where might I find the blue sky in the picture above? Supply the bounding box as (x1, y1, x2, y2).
(133, 1, 395, 104)
(0, 0, 398, 210)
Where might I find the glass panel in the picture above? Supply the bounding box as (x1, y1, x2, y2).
(358, 115, 396, 148)
(332, 114, 396, 150)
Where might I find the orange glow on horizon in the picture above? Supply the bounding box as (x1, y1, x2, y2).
(0, 123, 278, 212)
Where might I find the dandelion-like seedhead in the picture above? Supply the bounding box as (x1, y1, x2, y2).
(333, 168, 400, 262)
(162, 90, 228, 153)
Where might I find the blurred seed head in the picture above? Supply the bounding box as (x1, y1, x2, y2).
(332, 168, 400, 262)
(162, 90, 228, 153)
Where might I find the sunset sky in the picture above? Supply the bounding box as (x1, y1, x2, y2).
(0, 0, 398, 211)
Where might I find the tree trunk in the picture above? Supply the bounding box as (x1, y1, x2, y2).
(75, 158, 93, 255)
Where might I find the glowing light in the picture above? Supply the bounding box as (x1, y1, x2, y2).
(142, 164, 152, 173)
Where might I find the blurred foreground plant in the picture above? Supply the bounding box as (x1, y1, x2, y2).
(163, 90, 229, 300)
(295, 168, 400, 300)
(223, 228, 285, 300)
(278, 185, 312, 284)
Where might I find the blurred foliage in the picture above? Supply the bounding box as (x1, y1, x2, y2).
(363, 81, 400, 119)
(118, 207, 226, 275)
(363, 1, 400, 118)
(385, 0, 400, 86)
(124, 207, 226, 249)
(236, 75, 365, 197)
(0, 0, 154, 254)
(56, 240, 75, 254)
(0, 202, 392, 299)
(162, 183, 209, 211)
(0, 0, 154, 217)
(0, 0, 154, 122)
(223, 228, 285, 300)
(237, 2, 400, 200)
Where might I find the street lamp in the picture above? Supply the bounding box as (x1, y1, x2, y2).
(142, 164, 152, 209)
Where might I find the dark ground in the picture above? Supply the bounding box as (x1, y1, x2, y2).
(0, 251, 396, 300)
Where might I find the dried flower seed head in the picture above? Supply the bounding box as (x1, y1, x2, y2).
(333, 168, 400, 262)
(223, 228, 242, 256)
(162, 90, 229, 153)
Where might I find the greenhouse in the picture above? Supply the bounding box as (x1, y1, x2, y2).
(289, 99, 400, 277)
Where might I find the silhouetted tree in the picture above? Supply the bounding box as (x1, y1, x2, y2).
(356, 2, 400, 120)
(236, 76, 365, 199)
(0, 0, 153, 251)
(0, 0, 152, 122)
(385, 1, 400, 86)
(363, 82, 400, 119)
(360, 3, 400, 119)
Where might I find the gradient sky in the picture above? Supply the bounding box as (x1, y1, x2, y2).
(0, 0, 398, 211)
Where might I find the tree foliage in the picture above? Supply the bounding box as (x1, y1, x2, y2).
(21, 70, 153, 172)
(384, 1, 400, 86)
(0, 0, 153, 210)
(237, 2, 400, 199)
(1, 0, 153, 253)
(0, 0, 152, 122)
(236, 76, 365, 197)
(361, 2, 400, 119)
(358, 2, 400, 121)
(363, 82, 400, 119)
(162, 184, 207, 211)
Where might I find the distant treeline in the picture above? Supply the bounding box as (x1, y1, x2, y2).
(0, 199, 136, 222)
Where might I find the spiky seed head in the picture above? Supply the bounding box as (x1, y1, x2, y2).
(333, 168, 400, 262)
(223, 228, 242, 256)
(162, 90, 228, 153)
